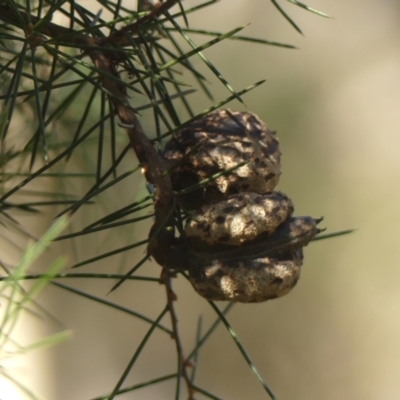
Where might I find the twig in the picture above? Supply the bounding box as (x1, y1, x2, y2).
(164, 269, 197, 399)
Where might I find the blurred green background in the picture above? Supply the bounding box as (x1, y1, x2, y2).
(3, 1, 400, 399)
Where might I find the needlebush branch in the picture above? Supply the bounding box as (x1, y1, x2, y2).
(0, 1, 343, 398)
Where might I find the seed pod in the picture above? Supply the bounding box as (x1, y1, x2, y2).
(187, 249, 303, 303)
(163, 109, 281, 209)
(165, 215, 322, 303)
(161, 108, 323, 303)
(185, 192, 294, 246)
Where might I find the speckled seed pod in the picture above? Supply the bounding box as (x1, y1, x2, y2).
(165, 216, 322, 302)
(163, 109, 281, 210)
(187, 250, 303, 303)
(185, 192, 294, 246)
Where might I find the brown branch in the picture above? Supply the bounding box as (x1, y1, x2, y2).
(0, 3, 176, 266)
(164, 269, 197, 399)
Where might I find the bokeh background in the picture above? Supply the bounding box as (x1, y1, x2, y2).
(2, 1, 400, 399)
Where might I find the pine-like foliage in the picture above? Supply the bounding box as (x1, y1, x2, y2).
(0, 1, 347, 399)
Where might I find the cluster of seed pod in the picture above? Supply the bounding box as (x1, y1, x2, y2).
(163, 109, 322, 303)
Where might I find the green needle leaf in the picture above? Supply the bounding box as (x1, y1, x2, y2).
(208, 301, 277, 400)
(287, 0, 330, 18)
(313, 229, 354, 242)
(272, 0, 303, 35)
